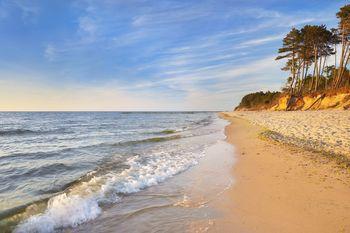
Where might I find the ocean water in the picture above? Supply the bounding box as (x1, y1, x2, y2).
(0, 112, 231, 232)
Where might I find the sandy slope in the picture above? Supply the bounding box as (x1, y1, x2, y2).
(230, 111, 350, 159)
(211, 113, 350, 233)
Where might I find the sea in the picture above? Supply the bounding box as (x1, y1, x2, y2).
(0, 112, 234, 233)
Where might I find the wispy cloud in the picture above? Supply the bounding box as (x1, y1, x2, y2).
(122, 56, 282, 92)
(13, 0, 39, 21)
(0, 0, 39, 22)
(0, 0, 342, 110)
(44, 44, 56, 61)
(132, 3, 210, 27)
(226, 8, 282, 19)
(78, 16, 98, 43)
(238, 34, 284, 47)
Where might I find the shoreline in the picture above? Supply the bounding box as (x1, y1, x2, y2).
(69, 117, 235, 233)
(1, 113, 226, 233)
(210, 113, 350, 233)
(4, 112, 350, 232)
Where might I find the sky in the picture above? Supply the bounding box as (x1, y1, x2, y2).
(0, 0, 346, 111)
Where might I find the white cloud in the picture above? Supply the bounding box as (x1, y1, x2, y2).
(79, 16, 97, 34)
(131, 3, 210, 27)
(169, 56, 280, 85)
(6, 54, 280, 111)
(226, 8, 282, 19)
(0, 0, 40, 22)
(13, 0, 39, 21)
(238, 34, 284, 47)
(175, 57, 284, 110)
(78, 16, 98, 42)
(44, 44, 56, 61)
(112, 29, 150, 47)
(3, 1, 341, 111)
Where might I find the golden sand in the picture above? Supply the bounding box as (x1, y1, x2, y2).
(208, 114, 350, 233)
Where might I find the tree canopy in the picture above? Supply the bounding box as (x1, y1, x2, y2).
(276, 4, 350, 95)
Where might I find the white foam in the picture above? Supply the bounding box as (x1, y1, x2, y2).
(102, 150, 204, 195)
(15, 117, 228, 233)
(15, 194, 101, 233)
(15, 148, 206, 232)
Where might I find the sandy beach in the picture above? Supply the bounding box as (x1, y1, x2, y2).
(211, 112, 350, 233)
(4, 1, 350, 232)
(229, 111, 350, 159)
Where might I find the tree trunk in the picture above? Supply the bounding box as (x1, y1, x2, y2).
(320, 56, 327, 90)
(332, 43, 337, 87)
(290, 52, 296, 95)
(338, 48, 350, 87)
(335, 43, 337, 68)
(302, 64, 309, 95)
(299, 60, 306, 94)
(289, 68, 295, 95)
(315, 55, 322, 92)
(295, 59, 302, 92)
(334, 27, 346, 88)
(321, 56, 328, 90)
(311, 63, 316, 92)
(321, 56, 327, 76)
(336, 43, 349, 88)
(311, 48, 318, 92)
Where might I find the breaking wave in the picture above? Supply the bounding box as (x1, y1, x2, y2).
(14, 149, 205, 233)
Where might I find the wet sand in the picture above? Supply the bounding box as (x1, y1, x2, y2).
(17, 114, 350, 233)
(67, 124, 235, 233)
(213, 113, 350, 233)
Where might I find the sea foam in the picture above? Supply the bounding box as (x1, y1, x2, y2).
(15, 194, 101, 233)
(15, 147, 205, 233)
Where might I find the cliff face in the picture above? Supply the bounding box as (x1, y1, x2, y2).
(271, 93, 350, 111)
(236, 92, 350, 111)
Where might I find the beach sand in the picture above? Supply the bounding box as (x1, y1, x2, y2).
(228, 111, 350, 159)
(209, 113, 350, 233)
(11, 113, 350, 233)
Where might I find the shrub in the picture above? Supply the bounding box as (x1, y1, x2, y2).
(235, 91, 281, 110)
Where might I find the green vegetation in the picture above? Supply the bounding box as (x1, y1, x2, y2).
(277, 4, 350, 95)
(235, 91, 281, 110)
(236, 4, 350, 111)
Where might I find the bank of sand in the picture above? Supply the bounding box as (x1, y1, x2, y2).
(210, 112, 350, 233)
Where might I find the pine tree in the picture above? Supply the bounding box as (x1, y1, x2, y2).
(334, 4, 350, 88)
(276, 28, 302, 94)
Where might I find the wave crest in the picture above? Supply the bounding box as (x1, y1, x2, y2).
(15, 194, 101, 233)
(14, 148, 205, 232)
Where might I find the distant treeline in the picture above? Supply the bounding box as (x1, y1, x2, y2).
(235, 91, 281, 110)
(276, 4, 350, 95)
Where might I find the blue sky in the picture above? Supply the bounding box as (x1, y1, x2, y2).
(0, 0, 345, 111)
